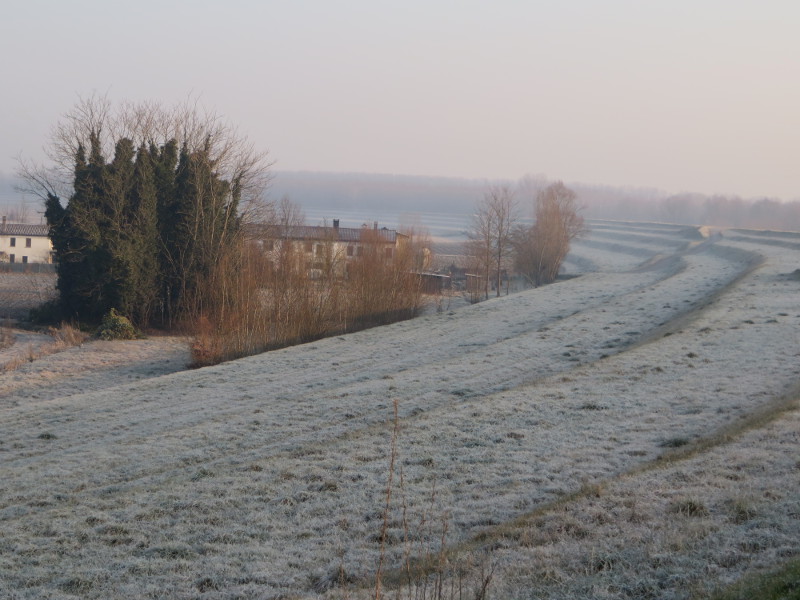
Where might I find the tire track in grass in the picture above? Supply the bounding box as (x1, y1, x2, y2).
(370, 245, 797, 595)
(0, 239, 760, 540)
(372, 392, 800, 598)
(0, 230, 790, 598)
(0, 242, 749, 498)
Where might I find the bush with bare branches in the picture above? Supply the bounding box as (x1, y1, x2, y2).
(514, 181, 586, 286)
(468, 185, 518, 300)
(189, 221, 426, 367)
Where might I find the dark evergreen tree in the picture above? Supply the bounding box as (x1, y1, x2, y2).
(160, 140, 241, 323)
(99, 137, 136, 317)
(127, 144, 160, 324)
(45, 135, 108, 321)
(151, 140, 179, 325)
(45, 133, 245, 327)
(28, 98, 272, 330)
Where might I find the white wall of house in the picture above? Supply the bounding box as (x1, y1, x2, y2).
(0, 222, 53, 264)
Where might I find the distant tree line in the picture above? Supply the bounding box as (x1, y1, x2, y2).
(269, 171, 800, 233)
(653, 193, 800, 230)
(547, 184, 800, 231)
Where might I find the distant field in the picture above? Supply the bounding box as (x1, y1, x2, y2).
(0, 271, 56, 320)
(1, 223, 798, 599)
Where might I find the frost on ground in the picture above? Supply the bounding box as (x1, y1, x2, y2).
(0, 271, 56, 320)
(0, 222, 798, 599)
(0, 335, 190, 405)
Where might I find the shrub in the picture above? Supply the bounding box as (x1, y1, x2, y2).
(96, 309, 138, 341)
(48, 322, 89, 346)
(28, 299, 63, 324)
(188, 225, 426, 367)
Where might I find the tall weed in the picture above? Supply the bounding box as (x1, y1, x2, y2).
(369, 400, 495, 600)
(1, 322, 88, 371)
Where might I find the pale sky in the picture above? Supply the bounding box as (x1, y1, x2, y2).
(1, 0, 798, 200)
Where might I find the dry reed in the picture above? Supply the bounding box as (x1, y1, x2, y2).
(189, 230, 426, 367)
(1, 322, 88, 371)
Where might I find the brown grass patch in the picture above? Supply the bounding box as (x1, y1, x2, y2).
(2, 322, 89, 371)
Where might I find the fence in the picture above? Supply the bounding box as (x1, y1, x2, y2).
(0, 263, 56, 274)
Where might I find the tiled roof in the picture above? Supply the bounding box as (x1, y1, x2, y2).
(251, 224, 399, 243)
(0, 223, 49, 237)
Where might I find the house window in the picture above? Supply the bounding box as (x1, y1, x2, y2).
(356, 246, 364, 257)
(9, 254, 14, 263)
(9, 237, 15, 247)
(347, 245, 354, 257)
(22, 256, 28, 264)
(26, 238, 32, 248)
(304, 241, 313, 253)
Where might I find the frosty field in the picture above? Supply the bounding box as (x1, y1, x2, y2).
(1, 221, 798, 599)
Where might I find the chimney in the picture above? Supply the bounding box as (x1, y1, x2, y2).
(333, 219, 339, 229)
(1, 216, 5, 231)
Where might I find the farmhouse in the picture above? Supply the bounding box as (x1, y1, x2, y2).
(252, 219, 408, 278)
(0, 217, 52, 264)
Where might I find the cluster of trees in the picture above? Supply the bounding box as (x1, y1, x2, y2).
(44, 135, 243, 326)
(468, 180, 585, 300)
(22, 96, 271, 329)
(514, 181, 585, 286)
(23, 96, 427, 365)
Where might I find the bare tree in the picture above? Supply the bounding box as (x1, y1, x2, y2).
(514, 181, 586, 286)
(19, 92, 273, 222)
(468, 185, 518, 299)
(17, 94, 275, 327)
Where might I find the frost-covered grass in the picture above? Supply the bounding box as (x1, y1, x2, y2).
(0, 323, 89, 373)
(707, 556, 800, 600)
(0, 224, 798, 599)
(0, 271, 56, 320)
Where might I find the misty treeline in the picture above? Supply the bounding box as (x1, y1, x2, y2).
(270, 172, 800, 232)
(21, 96, 425, 365)
(577, 186, 800, 231)
(468, 180, 585, 300)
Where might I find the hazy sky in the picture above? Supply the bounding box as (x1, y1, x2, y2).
(1, 0, 798, 200)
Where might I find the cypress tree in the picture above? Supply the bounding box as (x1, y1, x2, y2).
(100, 138, 136, 317)
(152, 140, 179, 325)
(50, 136, 107, 321)
(45, 133, 246, 328)
(127, 144, 159, 324)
